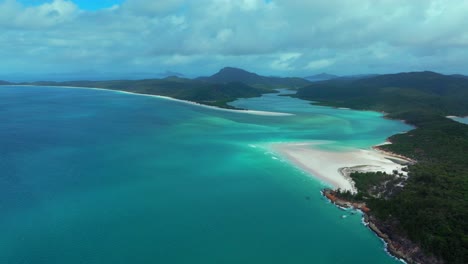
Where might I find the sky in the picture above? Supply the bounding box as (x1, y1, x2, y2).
(1, 0, 468, 80)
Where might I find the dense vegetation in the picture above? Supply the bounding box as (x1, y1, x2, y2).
(297, 71, 468, 263)
(21, 77, 273, 108)
(339, 170, 407, 201)
(297, 71, 468, 116)
(12, 67, 310, 108)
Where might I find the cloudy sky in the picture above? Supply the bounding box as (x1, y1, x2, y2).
(1, 0, 467, 80)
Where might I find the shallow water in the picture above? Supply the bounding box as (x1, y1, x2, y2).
(448, 116, 468, 125)
(0, 86, 411, 263)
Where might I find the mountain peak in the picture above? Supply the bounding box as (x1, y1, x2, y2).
(219, 66, 246, 72)
(216, 67, 257, 76)
(304, 73, 339, 82)
(196, 67, 310, 88)
(203, 67, 260, 83)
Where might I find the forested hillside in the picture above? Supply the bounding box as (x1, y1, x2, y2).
(20, 77, 273, 108)
(297, 72, 468, 264)
(297, 71, 468, 116)
(197, 67, 310, 89)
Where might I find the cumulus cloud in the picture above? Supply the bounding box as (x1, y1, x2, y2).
(0, 0, 467, 79)
(122, 0, 184, 15)
(0, 0, 78, 28)
(271, 53, 302, 71)
(305, 59, 335, 70)
(163, 54, 196, 66)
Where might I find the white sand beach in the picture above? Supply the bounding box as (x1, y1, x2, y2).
(11, 85, 293, 117)
(141, 93, 294, 116)
(271, 142, 412, 193)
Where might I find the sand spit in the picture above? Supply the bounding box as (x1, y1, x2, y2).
(271, 142, 413, 193)
(7, 85, 294, 117)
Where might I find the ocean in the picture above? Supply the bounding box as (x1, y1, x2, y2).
(0, 86, 411, 263)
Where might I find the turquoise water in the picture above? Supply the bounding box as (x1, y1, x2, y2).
(0, 86, 411, 264)
(448, 116, 468, 125)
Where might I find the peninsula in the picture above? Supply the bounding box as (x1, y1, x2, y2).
(296, 71, 468, 264)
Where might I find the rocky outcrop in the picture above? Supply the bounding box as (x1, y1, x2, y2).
(322, 189, 443, 264)
(366, 215, 443, 264)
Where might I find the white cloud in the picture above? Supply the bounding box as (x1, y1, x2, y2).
(239, 0, 262, 11)
(0, 0, 78, 29)
(271, 52, 302, 70)
(1, 0, 468, 78)
(215, 28, 234, 42)
(305, 59, 335, 70)
(123, 0, 184, 15)
(164, 54, 196, 65)
(166, 15, 186, 29)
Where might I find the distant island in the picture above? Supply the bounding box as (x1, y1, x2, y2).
(2, 68, 467, 264)
(197, 67, 311, 89)
(10, 67, 310, 109)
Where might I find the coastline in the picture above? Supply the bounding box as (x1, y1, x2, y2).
(446, 115, 468, 125)
(372, 142, 417, 164)
(272, 140, 422, 263)
(270, 141, 413, 193)
(314, 142, 440, 264)
(322, 189, 409, 263)
(6, 83, 426, 262)
(322, 188, 443, 264)
(4, 85, 294, 117)
(446, 115, 468, 118)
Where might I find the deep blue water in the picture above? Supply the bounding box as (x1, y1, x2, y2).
(0, 86, 411, 263)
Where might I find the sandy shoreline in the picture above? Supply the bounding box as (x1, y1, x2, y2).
(446, 115, 468, 118)
(5, 85, 294, 117)
(8, 84, 413, 194)
(271, 141, 413, 193)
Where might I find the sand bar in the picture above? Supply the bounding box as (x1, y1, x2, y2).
(271, 142, 412, 193)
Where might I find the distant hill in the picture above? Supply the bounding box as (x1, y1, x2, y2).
(337, 74, 380, 80)
(305, 73, 382, 82)
(451, 73, 468, 79)
(304, 73, 339, 82)
(21, 67, 314, 107)
(297, 71, 468, 116)
(197, 67, 310, 89)
(0, 80, 11, 85)
(24, 77, 272, 108)
(157, 71, 185, 78)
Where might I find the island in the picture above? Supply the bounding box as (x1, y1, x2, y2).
(18, 67, 310, 109)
